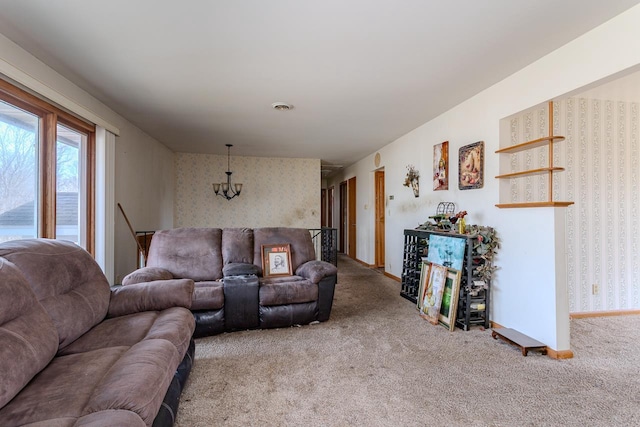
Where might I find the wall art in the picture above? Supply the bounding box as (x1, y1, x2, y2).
(426, 234, 466, 271)
(458, 140, 484, 190)
(433, 141, 449, 190)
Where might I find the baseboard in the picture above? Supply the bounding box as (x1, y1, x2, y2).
(384, 272, 400, 282)
(546, 348, 574, 359)
(355, 258, 374, 267)
(489, 322, 573, 359)
(570, 309, 640, 319)
(353, 258, 400, 282)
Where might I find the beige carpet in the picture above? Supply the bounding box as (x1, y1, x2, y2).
(176, 255, 640, 426)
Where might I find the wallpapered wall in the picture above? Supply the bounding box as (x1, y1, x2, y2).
(175, 153, 321, 229)
(506, 98, 639, 312)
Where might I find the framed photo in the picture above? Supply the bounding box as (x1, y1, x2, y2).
(261, 244, 293, 277)
(439, 269, 461, 331)
(416, 258, 429, 312)
(417, 262, 447, 325)
(433, 141, 449, 191)
(426, 234, 466, 271)
(458, 140, 484, 190)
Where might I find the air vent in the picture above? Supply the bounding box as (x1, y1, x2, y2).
(272, 102, 293, 111)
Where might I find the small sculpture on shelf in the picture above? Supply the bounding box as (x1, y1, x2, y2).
(403, 164, 420, 198)
(417, 204, 470, 233)
(452, 210, 467, 233)
(417, 202, 456, 230)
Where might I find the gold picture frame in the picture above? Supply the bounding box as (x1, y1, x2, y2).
(438, 268, 462, 331)
(261, 243, 293, 277)
(417, 261, 447, 325)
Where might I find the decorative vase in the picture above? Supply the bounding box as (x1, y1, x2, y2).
(458, 217, 466, 234)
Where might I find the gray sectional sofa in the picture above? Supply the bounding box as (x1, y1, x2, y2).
(123, 227, 338, 337)
(0, 239, 195, 427)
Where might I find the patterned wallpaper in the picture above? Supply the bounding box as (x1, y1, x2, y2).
(506, 99, 640, 312)
(175, 153, 321, 229)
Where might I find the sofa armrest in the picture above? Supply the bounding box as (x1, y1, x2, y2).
(122, 266, 173, 285)
(108, 279, 194, 318)
(295, 260, 338, 284)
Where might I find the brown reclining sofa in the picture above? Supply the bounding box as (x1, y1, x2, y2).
(123, 227, 338, 337)
(0, 239, 195, 427)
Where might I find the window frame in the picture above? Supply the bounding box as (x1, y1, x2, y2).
(0, 78, 96, 254)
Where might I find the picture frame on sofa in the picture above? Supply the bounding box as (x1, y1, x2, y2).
(262, 243, 293, 276)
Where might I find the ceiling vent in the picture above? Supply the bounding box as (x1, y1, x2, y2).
(272, 102, 293, 111)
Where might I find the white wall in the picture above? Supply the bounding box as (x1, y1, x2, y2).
(114, 126, 174, 283)
(0, 32, 175, 284)
(327, 5, 640, 352)
(175, 153, 320, 228)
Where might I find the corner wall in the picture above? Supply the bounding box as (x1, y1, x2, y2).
(505, 97, 640, 313)
(327, 4, 640, 351)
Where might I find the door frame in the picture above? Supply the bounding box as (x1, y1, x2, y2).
(347, 177, 356, 259)
(374, 169, 385, 268)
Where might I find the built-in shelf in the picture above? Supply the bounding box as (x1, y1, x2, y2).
(495, 135, 565, 154)
(495, 101, 573, 209)
(495, 201, 574, 209)
(495, 167, 565, 179)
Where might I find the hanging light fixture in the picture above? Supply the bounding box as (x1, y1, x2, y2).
(212, 144, 242, 200)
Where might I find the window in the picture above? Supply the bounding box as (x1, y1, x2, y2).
(0, 79, 95, 252)
(0, 101, 39, 241)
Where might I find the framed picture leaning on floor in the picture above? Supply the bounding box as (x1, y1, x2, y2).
(438, 268, 462, 331)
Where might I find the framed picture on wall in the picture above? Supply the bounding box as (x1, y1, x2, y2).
(433, 141, 449, 191)
(261, 244, 293, 277)
(458, 140, 484, 190)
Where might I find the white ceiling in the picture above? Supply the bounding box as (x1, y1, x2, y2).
(0, 1, 639, 168)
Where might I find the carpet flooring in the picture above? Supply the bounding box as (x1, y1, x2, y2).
(176, 254, 640, 426)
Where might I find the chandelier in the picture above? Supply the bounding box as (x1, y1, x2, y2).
(212, 144, 242, 200)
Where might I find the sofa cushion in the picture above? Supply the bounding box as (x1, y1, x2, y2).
(82, 339, 182, 426)
(0, 346, 128, 426)
(0, 239, 110, 349)
(192, 281, 225, 310)
(148, 228, 223, 281)
(222, 228, 254, 264)
(58, 308, 195, 358)
(0, 258, 59, 408)
(0, 339, 180, 427)
(253, 228, 316, 274)
(259, 276, 318, 306)
(74, 410, 146, 426)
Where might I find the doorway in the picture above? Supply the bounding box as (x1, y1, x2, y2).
(347, 177, 356, 259)
(328, 186, 334, 228)
(321, 188, 327, 227)
(374, 170, 385, 268)
(339, 181, 347, 253)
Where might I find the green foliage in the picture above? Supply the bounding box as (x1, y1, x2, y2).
(466, 224, 500, 283)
